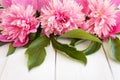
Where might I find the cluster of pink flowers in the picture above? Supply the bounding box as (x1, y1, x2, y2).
(0, 0, 120, 47)
(40, 0, 120, 39)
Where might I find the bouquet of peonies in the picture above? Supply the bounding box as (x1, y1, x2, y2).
(0, 0, 120, 70)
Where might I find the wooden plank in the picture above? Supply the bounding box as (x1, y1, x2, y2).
(0, 44, 56, 80)
(56, 39, 114, 80)
(103, 41, 120, 80)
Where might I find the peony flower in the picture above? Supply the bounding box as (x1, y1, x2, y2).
(40, 0, 85, 36)
(83, 0, 118, 39)
(0, 5, 39, 47)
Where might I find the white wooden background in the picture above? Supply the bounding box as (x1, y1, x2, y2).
(0, 40, 120, 80)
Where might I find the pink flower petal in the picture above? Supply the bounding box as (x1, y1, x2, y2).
(13, 37, 29, 47)
(110, 11, 120, 37)
(75, 0, 90, 15)
(0, 35, 13, 42)
(1, 0, 38, 10)
(111, 0, 120, 6)
(114, 11, 120, 33)
(12, 0, 38, 10)
(38, 0, 50, 11)
(0, 9, 3, 14)
(1, 0, 12, 8)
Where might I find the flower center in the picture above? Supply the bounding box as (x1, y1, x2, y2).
(54, 12, 69, 23)
(94, 11, 103, 17)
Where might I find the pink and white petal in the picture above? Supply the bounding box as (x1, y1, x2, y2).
(12, 0, 26, 6)
(0, 35, 12, 42)
(1, 0, 12, 8)
(38, 0, 50, 11)
(13, 37, 29, 47)
(0, 9, 3, 15)
(111, 0, 120, 6)
(113, 11, 120, 33)
(26, 0, 38, 10)
(75, 0, 90, 15)
(12, 0, 38, 10)
(109, 11, 120, 38)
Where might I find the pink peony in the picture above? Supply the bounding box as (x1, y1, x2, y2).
(0, 5, 39, 47)
(40, 0, 85, 36)
(82, 0, 118, 39)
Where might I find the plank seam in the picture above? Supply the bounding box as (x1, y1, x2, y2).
(102, 44, 115, 80)
(54, 49, 57, 80)
(0, 58, 8, 80)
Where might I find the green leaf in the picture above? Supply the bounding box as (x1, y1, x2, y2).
(60, 29, 102, 43)
(26, 35, 50, 70)
(70, 39, 81, 46)
(109, 37, 120, 62)
(29, 33, 37, 41)
(27, 48, 46, 70)
(70, 39, 86, 46)
(0, 6, 3, 9)
(7, 43, 16, 56)
(0, 42, 6, 46)
(83, 41, 101, 55)
(51, 36, 87, 64)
